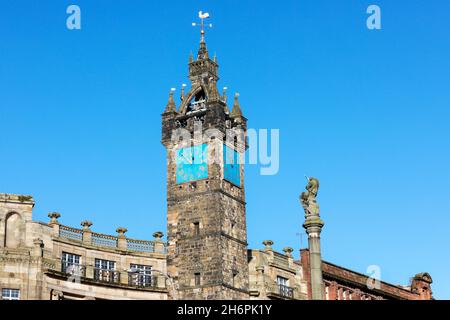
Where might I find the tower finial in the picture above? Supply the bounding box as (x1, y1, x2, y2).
(192, 11, 212, 44)
(181, 84, 187, 101)
(164, 88, 177, 113)
(231, 93, 243, 117)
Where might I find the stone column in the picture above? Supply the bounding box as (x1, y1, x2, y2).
(300, 177, 325, 300)
(303, 216, 324, 300)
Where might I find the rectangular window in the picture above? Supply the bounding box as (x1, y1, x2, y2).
(276, 276, 293, 298)
(94, 258, 118, 283)
(2, 288, 20, 300)
(232, 271, 238, 287)
(61, 252, 82, 274)
(276, 276, 288, 286)
(129, 264, 153, 287)
(194, 273, 201, 286)
(95, 258, 116, 270)
(62, 252, 81, 264)
(193, 222, 200, 236)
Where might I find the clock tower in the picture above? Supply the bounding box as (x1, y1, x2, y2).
(161, 16, 249, 300)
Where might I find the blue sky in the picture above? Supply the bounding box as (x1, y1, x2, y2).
(1, 0, 449, 299)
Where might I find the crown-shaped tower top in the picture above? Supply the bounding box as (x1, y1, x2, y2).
(162, 11, 246, 137)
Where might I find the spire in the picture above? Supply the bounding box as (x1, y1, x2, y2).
(192, 11, 212, 61)
(164, 89, 177, 113)
(197, 41, 209, 60)
(188, 11, 219, 89)
(223, 87, 230, 113)
(231, 93, 243, 117)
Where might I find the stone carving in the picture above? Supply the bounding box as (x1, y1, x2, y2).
(48, 212, 61, 224)
(300, 177, 320, 217)
(18, 195, 33, 202)
(80, 220, 93, 230)
(116, 227, 128, 237)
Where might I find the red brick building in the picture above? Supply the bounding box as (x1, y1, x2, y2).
(300, 249, 433, 300)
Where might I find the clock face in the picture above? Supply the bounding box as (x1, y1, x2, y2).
(176, 144, 208, 184)
(223, 144, 241, 187)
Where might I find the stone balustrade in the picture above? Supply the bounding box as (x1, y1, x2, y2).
(48, 213, 166, 254)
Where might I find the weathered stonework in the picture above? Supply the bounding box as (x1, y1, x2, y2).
(0, 30, 434, 301)
(162, 38, 249, 300)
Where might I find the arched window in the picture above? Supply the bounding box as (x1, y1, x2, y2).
(4, 212, 25, 248)
(186, 88, 207, 114)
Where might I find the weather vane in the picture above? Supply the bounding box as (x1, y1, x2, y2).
(192, 11, 212, 42)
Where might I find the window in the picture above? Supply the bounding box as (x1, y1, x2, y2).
(94, 259, 118, 283)
(232, 271, 238, 287)
(2, 288, 20, 300)
(95, 258, 115, 270)
(193, 222, 200, 236)
(61, 252, 82, 275)
(129, 264, 153, 287)
(276, 276, 293, 298)
(276, 276, 288, 286)
(194, 273, 201, 286)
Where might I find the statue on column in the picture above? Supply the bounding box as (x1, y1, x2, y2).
(300, 177, 320, 217)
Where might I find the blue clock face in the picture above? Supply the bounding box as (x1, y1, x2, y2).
(176, 144, 208, 184)
(223, 144, 241, 187)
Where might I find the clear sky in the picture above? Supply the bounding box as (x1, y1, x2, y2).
(1, 0, 449, 299)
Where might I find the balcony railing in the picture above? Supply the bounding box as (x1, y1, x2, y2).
(93, 268, 121, 284)
(128, 273, 157, 288)
(61, 261, 86, 278)
(55, 223, 167, 254)
(56, 260, 166, 290)
(278, 284, 294, 299)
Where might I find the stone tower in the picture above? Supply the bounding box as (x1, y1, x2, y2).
(161, 23, 249, 299)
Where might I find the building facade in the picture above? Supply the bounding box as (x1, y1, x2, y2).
(0, 31, 433, 301)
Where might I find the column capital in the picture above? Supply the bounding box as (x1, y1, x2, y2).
(303, 216, 324, 233)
